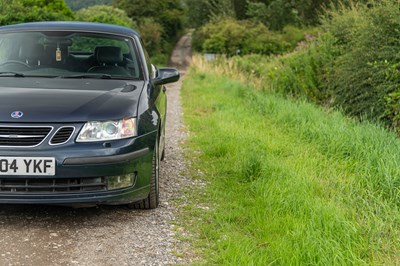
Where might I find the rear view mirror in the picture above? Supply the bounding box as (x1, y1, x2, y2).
(153, 68, 180, 86)
(43, 37, 72, 46)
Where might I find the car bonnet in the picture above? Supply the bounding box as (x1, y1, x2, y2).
(0, 78, 145, 123)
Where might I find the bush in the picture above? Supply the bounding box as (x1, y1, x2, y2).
(323, 1, 400, 122)
(194, 18, 291, 56)
(281, 25, 320, 48)
(268, 34, 337, 102)
(229, 32, 337, 102)
(382, 61, 400, 129)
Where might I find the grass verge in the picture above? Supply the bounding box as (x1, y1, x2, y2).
(181, 62, 400, 265)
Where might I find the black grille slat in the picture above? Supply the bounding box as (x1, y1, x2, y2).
(50, 127, 74, 145)
(0, 183, 107, 189)
(0, 177, 107, 193)
(0, 139, 43, 142)
(0, 127, 51, 146)
(0, 128, 50, 133)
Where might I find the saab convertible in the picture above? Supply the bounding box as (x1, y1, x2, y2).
(0, 22, 180, 209)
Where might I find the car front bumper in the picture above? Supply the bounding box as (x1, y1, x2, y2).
(0, 129, 157, 206)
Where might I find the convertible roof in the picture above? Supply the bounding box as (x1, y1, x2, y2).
(0, 21, 140, 37)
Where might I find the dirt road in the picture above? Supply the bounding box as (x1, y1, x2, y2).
(0, 34, 192, 266)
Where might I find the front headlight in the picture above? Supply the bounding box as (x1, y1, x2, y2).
(76, 118, 137, 142)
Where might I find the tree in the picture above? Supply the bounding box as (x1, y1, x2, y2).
(65, 0, 112, 11)
(137, 18, 164, 54)
(185, 0, 212, 28)
(207, 0, 236, 18)
(233, 0, 248, 20)
(246, 0, 370, 30)
(113, 0, 184, 39)
(75, 5, 134, 28)
(185, 0, 248, 28)
(0, 0, 74, 25)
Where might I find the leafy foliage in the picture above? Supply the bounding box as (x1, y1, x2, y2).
(186, 0, 370, 30)
(246, 0, 347, 30)
(184, 0, 212, 28)
(323, 1, 400, 122)
(113, 0, 185, 65)
(113, 0, 184, 39)
(185, 0, 242, 28)
(194, 18, 291, 56)
(65, 0, 112, 11)
(0, 0, 74, 25)
(246, 0, 299, 31)
(135, 18, 163, 52)
(75, 5, 134, 28)
(226, 32, 336, 102)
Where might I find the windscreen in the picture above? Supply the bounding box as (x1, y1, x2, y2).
(0, 31, 142, 79)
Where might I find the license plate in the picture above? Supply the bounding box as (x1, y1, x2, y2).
(0, 157, 55, 176)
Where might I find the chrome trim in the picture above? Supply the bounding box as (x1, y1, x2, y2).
(49, 126, 76, 146)
(0, 125, 54, 148)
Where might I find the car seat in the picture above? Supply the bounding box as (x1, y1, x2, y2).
(87, 46, 130, 76)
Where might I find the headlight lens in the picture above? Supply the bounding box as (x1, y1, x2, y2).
(77, 118, 137, 142)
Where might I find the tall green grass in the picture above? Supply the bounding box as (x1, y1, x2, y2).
(181, 66, 400, 265)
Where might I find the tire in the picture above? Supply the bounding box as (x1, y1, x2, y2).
(129, 139, 160, 209)
(160, 147, 165, 161)
(160, 127, 166, 161)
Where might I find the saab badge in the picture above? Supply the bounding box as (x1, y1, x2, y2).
(11, 111, 23, 119)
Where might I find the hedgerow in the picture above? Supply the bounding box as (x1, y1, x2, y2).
(216, 0, 400, 130)
(323, 0, 400, 123)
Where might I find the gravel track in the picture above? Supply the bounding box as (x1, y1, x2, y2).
(0, 34, 192, 266)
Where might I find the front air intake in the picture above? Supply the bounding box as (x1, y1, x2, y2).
(0, 126, 52, 146)
(50, 127, 74, 145)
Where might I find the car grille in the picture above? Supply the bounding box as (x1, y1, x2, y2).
(50, 127, 74, 145)
(0, 127, 52, 146)
(0, 177, 107, 193)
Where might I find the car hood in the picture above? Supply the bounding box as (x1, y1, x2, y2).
(0, 78, 145, 123)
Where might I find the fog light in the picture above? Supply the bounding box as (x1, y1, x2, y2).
(107, 173, 135, 190)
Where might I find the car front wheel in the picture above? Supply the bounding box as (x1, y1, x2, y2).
(129, 138, 160, 209)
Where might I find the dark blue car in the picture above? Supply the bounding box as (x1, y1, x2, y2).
(0, 22, 179, 209)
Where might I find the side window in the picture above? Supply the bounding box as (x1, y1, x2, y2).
(0, 38, 13, 63)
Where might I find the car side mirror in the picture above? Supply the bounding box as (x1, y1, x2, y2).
(153, 68, 180, 86)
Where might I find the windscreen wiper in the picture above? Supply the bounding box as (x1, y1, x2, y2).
(0, 72, 25, 77)
(59, 74, 113, 79)
(59, 74, 138, 80)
